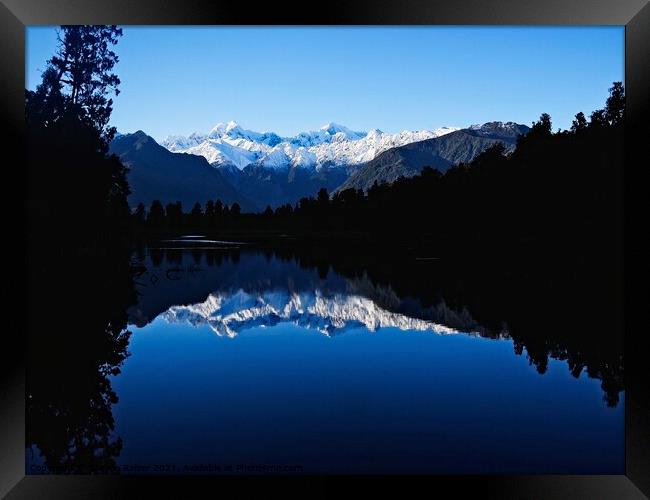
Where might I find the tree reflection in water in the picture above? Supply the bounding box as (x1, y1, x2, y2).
(26, 242, 624, 473)
(130, 244, 624, 408)
(27, 248, 136, 474)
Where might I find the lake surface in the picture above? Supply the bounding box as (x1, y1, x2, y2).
(26, 242, 624, 474)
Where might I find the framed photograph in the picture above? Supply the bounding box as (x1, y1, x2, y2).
(1, 0, 648, 498)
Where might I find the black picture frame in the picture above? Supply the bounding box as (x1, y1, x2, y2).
(1, 0, 648, 498)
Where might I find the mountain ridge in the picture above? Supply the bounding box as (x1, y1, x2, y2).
(161, 121, 461, 172)
(109, 131, 258, 211)
(113, 121, 529, 211)
(336, 122, 530, 193)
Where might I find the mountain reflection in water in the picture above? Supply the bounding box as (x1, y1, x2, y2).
(27, 244, 624, 474)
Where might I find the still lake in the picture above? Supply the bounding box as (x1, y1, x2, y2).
(26, 239, 624, 474)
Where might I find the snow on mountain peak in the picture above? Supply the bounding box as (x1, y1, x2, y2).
(468, 121, 529, 134)
(319, 122, 364, 139)
(209, 120, 243, 137)
(161, 121, 461, 171)
(162, 288, 468, 338)
(320, 121, 344, 131)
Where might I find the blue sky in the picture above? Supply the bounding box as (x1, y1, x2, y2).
(26, 26, 623, 141)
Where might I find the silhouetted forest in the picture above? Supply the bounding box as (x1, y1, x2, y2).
(135, 83, 624, 261)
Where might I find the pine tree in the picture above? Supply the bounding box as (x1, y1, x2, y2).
(147, 200, 165, 233)
(26, 25, 128, 247)
(29, 25, 123, 144)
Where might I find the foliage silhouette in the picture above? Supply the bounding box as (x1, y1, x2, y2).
(26, 25, 130, 250)
(145, 83, 623, 264)
(27, 250, 135, 473)
(26, 25, 136, 473)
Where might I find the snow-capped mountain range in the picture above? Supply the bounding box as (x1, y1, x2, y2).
(162, 288, 472, 338)
(161, 121, 460, 171)
(113, 120, 528, 210)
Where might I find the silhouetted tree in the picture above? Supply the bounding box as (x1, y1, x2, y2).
(275, 203, 293, 217)
(317, 187, 329, 205)
(26, 25, 129, 249)
(571, 112, 587, 133)
(164, 201, 184, 233)
(589, 109, 607, 128)
(134, 203, 146, 223)
(26, 25, 122, 147)
(205, 200, 215, 218)
(605, 81, 625, 126)
(190, 202, 203, 216)
(530, 112, 552, 136)
(190, 202, 203, 230)
(147, 200, 165, 231)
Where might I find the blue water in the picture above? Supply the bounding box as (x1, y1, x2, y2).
(110, 314, 623, 474)
(27, 247, 624, 474)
